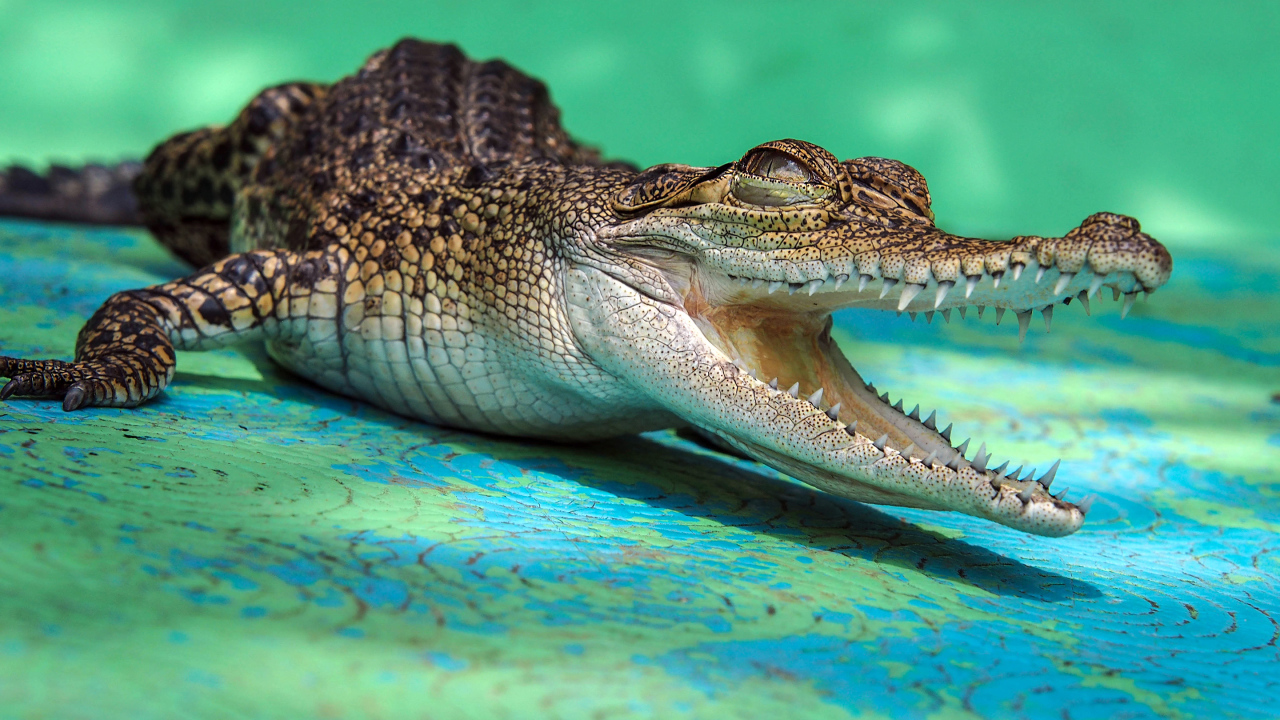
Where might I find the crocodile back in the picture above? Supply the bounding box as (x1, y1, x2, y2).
(282, 39, 605, 182)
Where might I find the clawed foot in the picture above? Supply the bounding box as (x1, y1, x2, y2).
(0, 355, 154, 410)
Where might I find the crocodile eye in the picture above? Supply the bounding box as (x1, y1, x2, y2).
(741, 149, 814, 183)
(731, 150, 826, 207)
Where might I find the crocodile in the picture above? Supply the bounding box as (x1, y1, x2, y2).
(0, 39, 1171, 538)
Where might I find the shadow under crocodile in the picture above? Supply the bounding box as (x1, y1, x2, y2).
(172, 356, 1102, 605)
(511, 435, 1103, 604)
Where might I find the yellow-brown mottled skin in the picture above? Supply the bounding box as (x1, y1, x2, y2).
(0, 39, 1172, 538)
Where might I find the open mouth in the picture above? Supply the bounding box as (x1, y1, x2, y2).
(662, 222, 1170, 533)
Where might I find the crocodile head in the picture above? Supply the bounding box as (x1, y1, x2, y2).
(578, 138, 1171, 537)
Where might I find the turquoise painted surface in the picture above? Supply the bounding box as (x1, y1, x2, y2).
(1, 219, 1277, 718)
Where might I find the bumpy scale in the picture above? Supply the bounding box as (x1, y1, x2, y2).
(0, 39, 1172, 537)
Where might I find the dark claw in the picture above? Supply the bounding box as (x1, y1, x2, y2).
(63, 384, 87, 411)
(0, 378, 17, 400)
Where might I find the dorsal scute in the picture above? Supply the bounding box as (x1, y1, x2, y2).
(303, 38, 604, 180)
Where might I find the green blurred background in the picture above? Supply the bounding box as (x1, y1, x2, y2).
(0, 0, 1276, 248)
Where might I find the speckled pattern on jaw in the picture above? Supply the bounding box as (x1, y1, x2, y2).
(0, 39, 1172, 538)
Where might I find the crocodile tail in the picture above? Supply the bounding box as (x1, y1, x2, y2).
(0, 161, 144, 226)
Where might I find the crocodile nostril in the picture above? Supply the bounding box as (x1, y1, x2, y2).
(1081, 211, 1141, 232)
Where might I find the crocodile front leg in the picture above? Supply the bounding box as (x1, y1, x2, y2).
(567, 266, 1085, 538)
(0, 247, 351, 409)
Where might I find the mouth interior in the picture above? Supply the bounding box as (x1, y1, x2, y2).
(689, 300, 961, 467)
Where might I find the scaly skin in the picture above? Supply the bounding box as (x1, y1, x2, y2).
(0, 39, 1171, 538)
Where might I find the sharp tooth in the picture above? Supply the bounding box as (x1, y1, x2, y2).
(1076, 494, 1096, 515)
(908, 312, 917, 321)
(1018, 484, 1036, 502)
(807, 279, 824, 296)
(807, 387, 824, 405)
(1077, 289, 1091, 315)
(934, 280, 953, 308)
(992, 271, 1004, 289)
(1121, 291, 1137, 318)
(1037, 459, 1060, 489)
(788, 283, 802, 295)
(946, 454, 961, 470)
(880, 278, 898, 299)
(1022, 466, 1037, 482)
(1011, 263, 1024, 281)
(898, 282, 924, 311)
(747, 368, 758, 378)
(958, 307, 967, 320)
(750, 278, 764, 289)
(925, 311, 934, 323)
(908, 404, 921, 420)
(940, 423, 953, 441)
(1008, 465, 1023, 481)
(991, 460, 1009, 476)
(965, 275, 980, 298)
(1112, 287, 1121, 301)
(1054, 271, 1074, 295)
(1054, 486, 1069, 501)
(768, 377, 779, 389)
(873, 434, 888, 451)
(941, 309, 951, 323)
(826, 402, 841, 420)
(1088, 274, 1104, 298)
(1035, 265, 1046, 284)
(892, 399, 904, 412)
(787, 382, 800, 398)
(879, 392, 890, 403)
(833, 274, 848, 290)
(923, 450, 938, 466)
(996, 307, 1006, 325)
(846, 419, 858, 434)
(977, 306, 986, 319)
(901, 443, 917, 459)
(972, 443, 989, 472)
(858, 274, 872, 292)
(1041, 305, 1053, 332)
(1016, 310, 1032, 343)
(923, 410, 937, 430)
(955, 438, 970, 457)
(768, 281, 783, 294)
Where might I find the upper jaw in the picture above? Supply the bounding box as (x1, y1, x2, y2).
(602, 209, 1171, 320)
(700, 212, 1172, 318)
